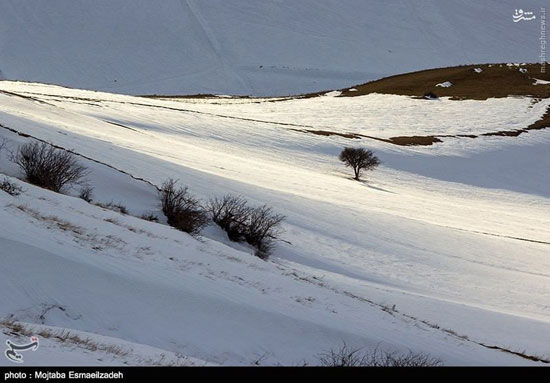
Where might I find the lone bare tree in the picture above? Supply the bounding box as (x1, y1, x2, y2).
(339, 147, 380, 181)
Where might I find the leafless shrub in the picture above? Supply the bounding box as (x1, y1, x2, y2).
(339, 147, 380, 181)
(369, 349, 442, 367)
(244, 205, 284, 259)
(208, 195, 284, 259)
(160, 179, 208, 236)
(208, 195, 251, 241)
(140, 213, 159, 222)
(251, 352, 269, 366)
(0, 138, 9, 163)
(79, 184, 94, 203)
(0, 178, 24, 196)
(95, 201, 128, 215)
(318, 343, 367, 367)
(318, 343, 441, 367)
(12, 142, 88, 192)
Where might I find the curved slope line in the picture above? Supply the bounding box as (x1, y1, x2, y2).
(183, 0, 252, 93)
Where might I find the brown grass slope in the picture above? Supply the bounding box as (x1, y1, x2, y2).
(335, 63, 550, 100)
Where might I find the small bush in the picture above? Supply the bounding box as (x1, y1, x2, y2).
(208, 195, 251, 241)
(96, 201, 128, 215)
(12, 142, 88, 192)
(318, 343, 441, 367)
(0, 178, 24, 196)
(160, 179, 208, 236)
(140, 213, 159, 223)
(79, 185, 94, 203)
(339, 147, 380, 181)
(244, 205, 284, 259)
(208, 195, 284, 259)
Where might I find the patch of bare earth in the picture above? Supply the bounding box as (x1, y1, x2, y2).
(331, 63, 550, 100)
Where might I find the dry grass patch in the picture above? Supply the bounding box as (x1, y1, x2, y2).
(333, 63, 550, 100)
(0, 319, 128, 357)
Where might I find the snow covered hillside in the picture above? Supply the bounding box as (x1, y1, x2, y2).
(0, 80, 548, 365)
(0, 0, 544, 96)
(0, 321, 205, 366)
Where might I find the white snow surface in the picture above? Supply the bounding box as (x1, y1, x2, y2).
(0, 81, 549, 365)
(436, 81, 453, 88)
(0, 0, 545, 96)
(0, 322, 206, 366)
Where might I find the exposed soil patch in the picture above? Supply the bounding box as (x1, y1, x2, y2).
(142, 93, 223, 99)
(297, 102, 550, 146)
(301, 63, 550, 101)
(141, 93, 295, 104)
(290, 129, 363, 140)
(385, 136, 442, 146)
(295, 129, 444, 146)
(0, 89, 54, 105)
(525, 104, 550, 131)
(140, 63, 550, 103)
(477, 343, 549, 363)
(480, 104, 550, 138)
(381, 107, 550, 145)
(104, 120, 140, 133)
